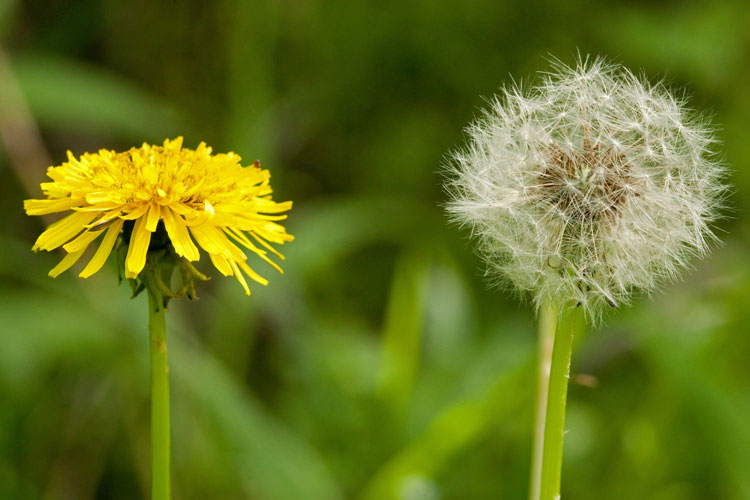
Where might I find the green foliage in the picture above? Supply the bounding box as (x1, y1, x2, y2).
(11, 54, 184, 141)
(2, 0, 750, 499)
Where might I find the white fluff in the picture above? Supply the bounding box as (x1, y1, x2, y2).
(445, 57, 726, 321)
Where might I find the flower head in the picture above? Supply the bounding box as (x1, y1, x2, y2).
(25, 137, 293, 296)
(445, 57, 726, 320)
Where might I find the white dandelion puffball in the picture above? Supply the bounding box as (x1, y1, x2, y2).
(445, 57, 726, 320)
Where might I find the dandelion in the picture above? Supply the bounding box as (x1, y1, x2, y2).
(25, 137, 293, 500)
(446, 58, 724, 320)
(443, 57, 725, 500)
(25, 136, 293, 296)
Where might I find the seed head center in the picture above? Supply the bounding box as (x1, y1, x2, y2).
(538, 141, 634, 225)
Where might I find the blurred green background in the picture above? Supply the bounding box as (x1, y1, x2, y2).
(1, 1, 749, 499)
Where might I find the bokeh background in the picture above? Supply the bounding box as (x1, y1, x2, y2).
(1, 1, 749, 499)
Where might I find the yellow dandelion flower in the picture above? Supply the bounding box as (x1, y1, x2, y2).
(24, 137, 293, 295)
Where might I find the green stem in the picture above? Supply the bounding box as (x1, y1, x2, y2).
(148, 286, 171, 500)
(539, 305, 577, 500)
(529, 300, 559, 500)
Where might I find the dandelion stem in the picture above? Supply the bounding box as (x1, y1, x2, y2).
(529, 300, 558, 500)
(539, 305, 578, 500)
(147, 286, 171, 500)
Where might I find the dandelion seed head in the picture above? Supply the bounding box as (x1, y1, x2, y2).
(444, 57, 726, 321)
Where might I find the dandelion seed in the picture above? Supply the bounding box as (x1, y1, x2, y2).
(444, 57, 725, 321)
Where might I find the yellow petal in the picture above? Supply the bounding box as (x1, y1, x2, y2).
(224, 227, 282, 273)
(254, 222, 295, 244)
(85, 192, 116, 204)
(224, 227, 266, 254)
(248, 230, 285, 259)
(209, 253, 233, 276)
(63, 228, 105, 253)
(237, 259, 269, 286)
(169, 202, 192, 216)
(229, 260, 251, 295)
(33, 212, 97, 251)
(254, 199, 293, 214)
(165, 136, 183, 150)
(125, 216, 151, 278)
(48, 249, 86, 278)
(162, 209, 200, 261)
(85, 208, 123, 229)
(145, 203, 161, 232)
(183, 210, 212, 227)
(120, 204, 150, 220)
(24, 198, 83, 216)
(254, 214, 288, 221)
(190, 223, 246, 262)
(74, 201, 122, 212)
(79, 219, 124, 278)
